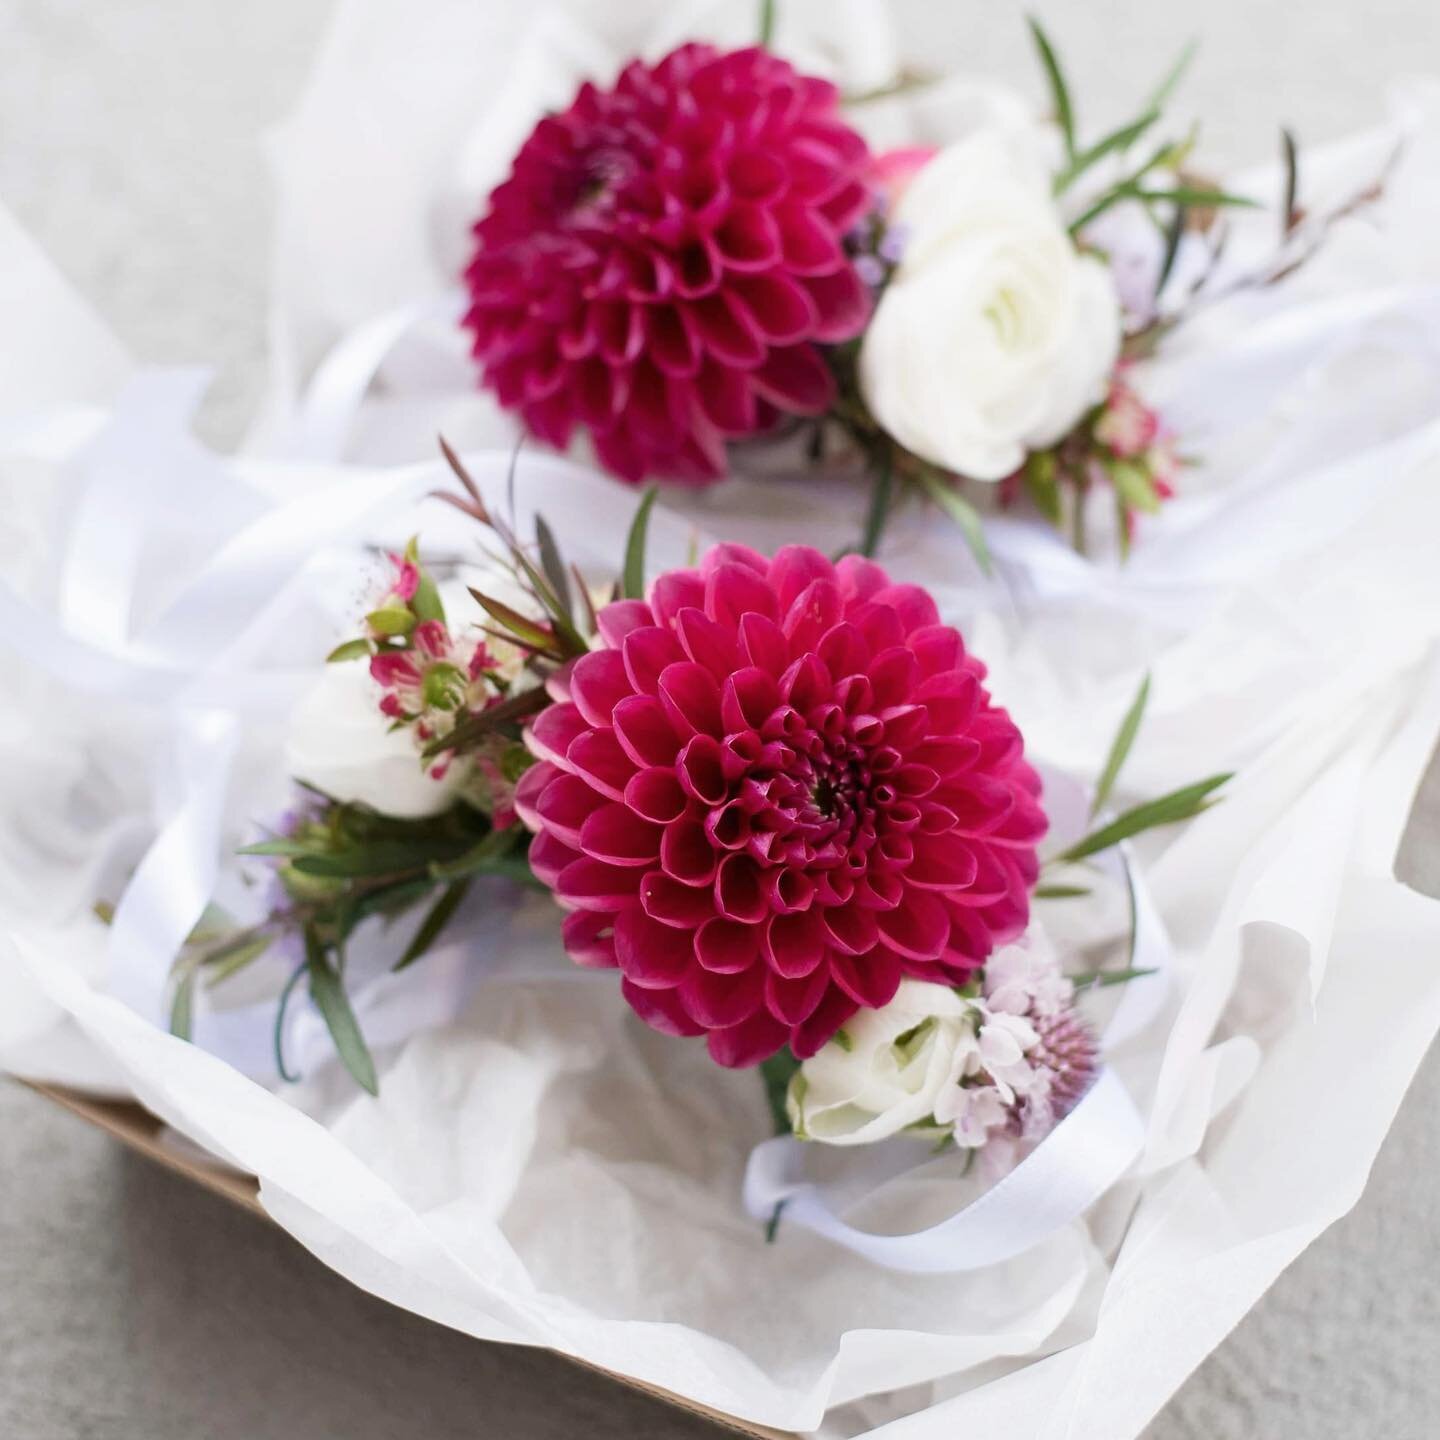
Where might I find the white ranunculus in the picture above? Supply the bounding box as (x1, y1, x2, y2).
(285, 660, 462, 820)
(859, 129, 1122, 481)
(789, 980, 977, 1146)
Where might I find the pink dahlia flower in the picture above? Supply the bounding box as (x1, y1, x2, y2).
(514, 544, 1047, 1067)
(462, 44, 875, 485)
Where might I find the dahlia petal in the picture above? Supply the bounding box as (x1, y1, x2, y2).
(779, 651, 831, 711)
(690, 292, 766, 367)
(640, 870, 717, 928)
(661, 816, 720, 887)
(623, 766, 689, 824)
(714, 853, 768, 924)
(695, 358, 758, 435)
(533, 771, 608, 846)
(512, 758, 560, 833)
(868, 647, 921, 710)
(908, 623, 966, 677)
(562, 910, 618, 969)
(727, 147, 788, 202)
(706, 1010, 789, 1068)
(879, 704, 930, 751)
(622, 625, 687, 696)
(907, 834, 981, 890)
(569, 649, 634, 728)
(791, 986, 859, 1058)
(945, 844, 1011, 906)
(530, 829, 581, 888)
(706, 798, 753, 851)
(834, 554, 891, 604)
(527, 702, 589, 769)
(648, 571, 706, 628)
(674, 606, 743, 678)
(730, 271, 818, 345)
(676, 734, 729, 806)
(817, 621, 869, 683)
(916, 670, 983, 734)
(773, 204, 846, 275)
(556, 857, 642, 911)
(750, 345, 835, 416)
(991, 792, 1049, 846)
(570, 357, 623, 427)
(622, 978, 706, 1037)
(937, 774, 1016, 835)
(912, 736, 984, 777)
(612, 693, 682, 768)
(817, 178, 873, 234)
(672, 237, 722, 299)
(645, 304, 701, 378)
(739, 611, 790, 676)
(579, 803, 662, 866)
(705, 561, 778, 629)
(695, 917, 759, 974)
(762, 910, 827, 977)
(820, 901, 880, 955)
(893, 763, 940, 798)
(566, 727, 637, 801)
(871, 583, 940, 634)
(782, 579, 842, 655)
(764, 965, 830, 1026)
(714, 202, 783, 272)
(615, 909, 694, 988)
(848, 600, 906, 658)
(802, 265, 871, 343)
(763, 866, 815, 914)
(590, 299, 645, 366)
(678, 963, 765, 1029)
(831, 946, 903, 1010)
(767, 545, 836, 611)
(658, 661, 724, 738)
(596, 598, 654, 650)
(875, 890, 949, 960)
(592, 423, 648, 486)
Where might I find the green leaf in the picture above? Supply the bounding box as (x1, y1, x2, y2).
(1154, 199, 1189, 299)
(428, 826, 522, 881)
(1023, 451, 1063, 526)
(469, 588, 559, 655)
(237, 837, 322, 859)
(305, 930, 378, 1095)
(1034, 883, 1092, 899)
(420, 684, 550, 760)
(1058, 772, 1232, 862)
(273, 961, 308, 1084)
(534, 514, 574, 624)
(915, 466, 991, 574)
(1091, 673, 1151, 818)
(621, 484, 660, 600)
(1110, 460, 1162, 515)
(1070, 965, 1158, 992)
(759, 1049, 801, 1136)
(1144, 37, 1198, 112)
(857, 445, 895, 559)
(1054, 108, 1160, 195)
(1131, 186, 1258, 210)
(394, 880, 471, 972)
(169, 968, 197, 1041)
(365, 606, 416, 637)
(326, 637, 372, 664)
(290, 839, 468, 879)
(758, 0, 777, 48)
(1028, 17, 1075, 159)
(201, 935, 274, 987)
(411, 569, 445, 625)
(1281, 126, 1300, 234)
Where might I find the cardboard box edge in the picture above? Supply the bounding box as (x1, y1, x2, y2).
(19, 1079, 798, 1440)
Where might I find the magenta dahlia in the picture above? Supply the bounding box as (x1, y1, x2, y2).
(514, 544, 1047, 1067)
(461, 44, 875, 485)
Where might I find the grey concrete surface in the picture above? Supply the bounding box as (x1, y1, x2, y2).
(3, 2, 1440, 1437)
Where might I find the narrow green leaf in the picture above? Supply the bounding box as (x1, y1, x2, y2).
(1154, 200, 1189, 299)
(237, 837, 321, 859)
(534, 514, 574, 624)
(1070, 965, 1158, 992)
(857, 446, 894, 559)
(758, 0, 777, 48)
(1144, 37, 1198, 112)
(915, 466, 992, 574)
(273, 961, 308, 1084)
(1034, 883, 1092, 899)
(428, 826, 521, 881)
(290, 840, 467, 879)
(421, 684, 550, 759)
(1028, 16, 1075, 159)
(621, 484, 660, 600)
(469, 588, 559, 655)
(1132, 186, 1258, 210)
(760, 1049, 801, 1136)
(201, 935, 273, 987)
(394, 880, 471, 972)
(1281, 126, 1300, 234)
(1059, 772, 1232, 862)
(1054, 108, 1160, 195)
(306, 930, 378, 1095)
(169, 968, 197, 1041)
(326, 637, 372, 664)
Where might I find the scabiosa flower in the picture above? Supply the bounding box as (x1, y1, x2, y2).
(462, 44, 875, 485)
(514, 543, 1046, 1067)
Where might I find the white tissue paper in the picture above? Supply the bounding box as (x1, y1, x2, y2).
(5, 5, 1440, 1435)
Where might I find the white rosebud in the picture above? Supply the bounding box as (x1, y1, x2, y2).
(789, 980, 976, 1146)
(859, 128, 1122, 481)
(285, 660, 463, 820)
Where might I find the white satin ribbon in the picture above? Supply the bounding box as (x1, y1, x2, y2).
(742, 846, 1171, 1273)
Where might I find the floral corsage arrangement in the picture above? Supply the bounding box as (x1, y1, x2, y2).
(457, 15, 1382, 563)
(152, 448, 1226, 1216)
